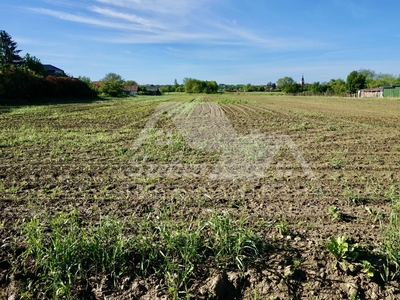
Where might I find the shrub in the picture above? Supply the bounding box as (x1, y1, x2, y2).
(0, 65, 44, 100)
(44, 76, 96, 98)
(0, 66, 96, 102)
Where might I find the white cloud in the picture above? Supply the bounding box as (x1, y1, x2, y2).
(89, 6, 166, 30)
(25, 0, 328, 51)
(94, 0, 207, 15)
(27, 7, 161, 32)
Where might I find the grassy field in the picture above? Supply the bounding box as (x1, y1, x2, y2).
(1, 93, 400, 299)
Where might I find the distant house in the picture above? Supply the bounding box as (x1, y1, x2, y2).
(145, 84, 161, 95)
(357, 87, 383, 98)
(43, 64, 65, 75)
(123, 85, 138, 95)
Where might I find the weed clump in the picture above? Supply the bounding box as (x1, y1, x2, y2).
(14, 209, 270, 299)
(381, 187, 400, 281)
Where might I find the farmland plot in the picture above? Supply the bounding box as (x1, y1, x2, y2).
(0, 94, 400, 299)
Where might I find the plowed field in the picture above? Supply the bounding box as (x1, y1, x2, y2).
(1, 94, 400, 299)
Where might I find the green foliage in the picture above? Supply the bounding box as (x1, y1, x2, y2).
(325, 236, 362, 261)
(183, 77, 218, 94)
(381, 186, 400, 280)
(124, 80, 138, 86)
(159, 85, 172, 93)
(326, 78, 347, 96)
(277, 77, 301, 94)
(358, 68, 376, 87)
(327, 206, 342, 221)
(23, 53, 47, 76)
(349, 293, 361, 300)
(373, 73, 399, 87)
(218, 98, 248, 104)
(276, 76, 301, 93)
(361, 260, 375, 278)
(276, 76, 295, 90)
(0, 30, 22, 66)
(291, 121, 310, 131)
(175, 85, 185, 92)
(78, 76, 98, 96)
(243, 83, 258, 92)
(359, 68, 400, 88)
(158, 85, 185, 93)
(44, 76, 97, 98)
(15, 209, 270, 299)
(346, 70, 366, 93)
(0, 66, 97, 101)
(0, 65, 44, 100)
(365, 206, 382, 223)
(20, 212, 132, 299)
(330, 157, 343, 169)
(78, 75, 92, 86)
(326, 236, 376, 279)
(206, 212, 268, 271)
(0, 31, 96, 101)
(274, 216, 288, 235)
(99, 73, 125, 97)
(308, 81, 328, 94)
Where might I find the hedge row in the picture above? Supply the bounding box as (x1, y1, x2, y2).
(0, 66, 97, 101)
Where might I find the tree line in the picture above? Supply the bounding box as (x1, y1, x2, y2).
(276, 70, 400, 96)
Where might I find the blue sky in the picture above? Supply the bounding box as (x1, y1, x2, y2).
(1, 0, 399, 85)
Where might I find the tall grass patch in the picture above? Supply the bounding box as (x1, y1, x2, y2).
(19, 212, 131, 299)
(381, 186, 400, 281)
(14, 208, 271, 299)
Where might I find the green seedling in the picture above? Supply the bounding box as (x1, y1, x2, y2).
(275, 216, 288, 235)
(361, 260, 375, 278)
(365, 206, 382, 223)
(327, 206, 342, 221)
(329, 157, 343, 169)
(325, 236, 362, 262)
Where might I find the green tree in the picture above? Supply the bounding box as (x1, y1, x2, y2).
(308, 81, 328, 94)
(99, 73, 125, 97)
(372, 73, 397, 87)
(327, 79, 346, 96)
(183, 77, 194, 93)
(257, 85, 265, 92)
(357, 68, 397, 88)
(183, 78, 218, 94)
(0, 30, 23, 66)
(78, 76, 97, 95)
(175, 85, 185, 92)
(346, 71, 366, 93)
(78, 76, 92, 86)
(23, 53, 46, 76)
(285, 83, 301, 93)
(159, 86, 171, 93)
(0, 65, 44, 100)
(204, 81, 218, 93)
(243, 83, 257, 92)
(276, 77, 301, 93)
(358, 69, 376, 88)
(124, 80, 138, 86)
(277, 77, 295, 90)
